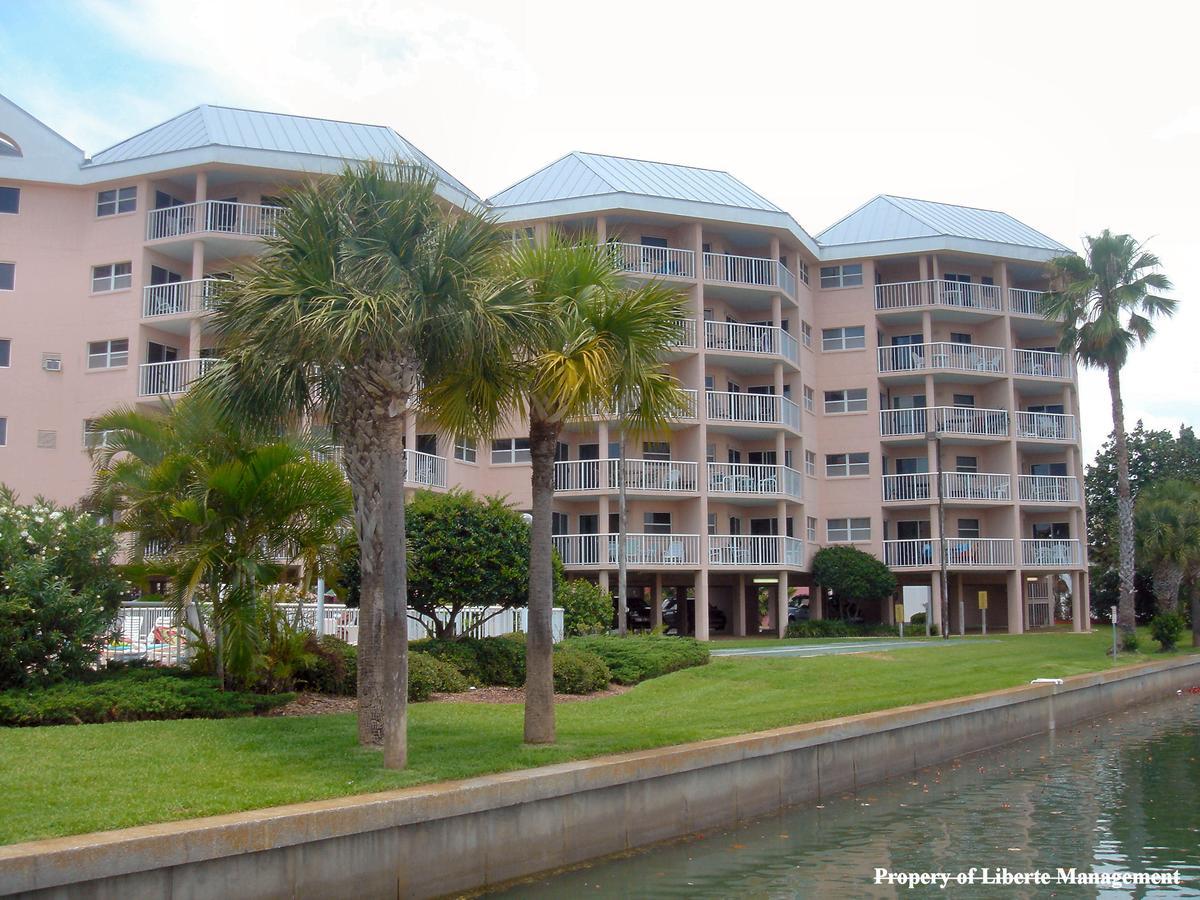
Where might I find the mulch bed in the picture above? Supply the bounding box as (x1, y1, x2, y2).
(272, 684, 628, 716)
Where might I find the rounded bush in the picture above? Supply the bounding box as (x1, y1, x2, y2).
(1150, 612, 1186, 651)
(408, 652, 468, 702)
(295, 636, 357, 695)
(552, 648, 611, 694)
(558, 579, 613, 636)
(561, 634, 709, 685)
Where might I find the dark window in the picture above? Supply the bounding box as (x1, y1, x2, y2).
(0, 262, 13, 291)
(0, 338, 9, 367)
(0, 186, 19, 214)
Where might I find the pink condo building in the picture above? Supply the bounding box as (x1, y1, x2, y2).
(0, 95, 1089, 636)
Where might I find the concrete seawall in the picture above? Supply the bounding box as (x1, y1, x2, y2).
(4, 656, 1199, 899)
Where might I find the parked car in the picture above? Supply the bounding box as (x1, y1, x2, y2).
(622, 596, 653, 630)
(787, 600, 810, 623)
(663, 598, 727, 634)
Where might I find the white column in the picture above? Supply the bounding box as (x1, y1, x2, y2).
(1007, 568, 1024, 634)
(694, 574, 709, 640)
(776, 570, 789, 638)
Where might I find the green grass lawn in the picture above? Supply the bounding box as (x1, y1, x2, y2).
(1, 630, 1193, 846)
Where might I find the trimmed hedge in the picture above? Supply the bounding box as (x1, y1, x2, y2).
(561, 634, 709, 685)
(785, 620, 901, 639)
(552, 647, 611, 694)
(0, 667, 291, 726)
(408, 652, 468, 702)
(411, 635, 526, 686)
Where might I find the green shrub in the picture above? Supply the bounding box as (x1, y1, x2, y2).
(408, 652, 468, 702)
(411, 636, 526, 686)
(295, 636, 357, 695)
(785, 620, 900, 639)
(1121, 630, 1141, 652)
(561, 634, 709, 685)
(1150, 612, 1186, 651)
(0, 667, 290, 726)
(558, 579, 612, 636)
(552, 647, 611, 694)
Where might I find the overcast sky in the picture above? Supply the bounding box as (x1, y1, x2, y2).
(4, 0, 1194, 462)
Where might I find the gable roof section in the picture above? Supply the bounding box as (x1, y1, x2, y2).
(818, 195, 1069, 259)
(0, 92, 86, 183)
(83, 104, 477, 201)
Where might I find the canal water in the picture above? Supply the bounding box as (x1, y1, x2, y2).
(491, 692, 1200, 898)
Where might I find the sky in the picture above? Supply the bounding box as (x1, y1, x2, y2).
(2, 0, 1195, 462)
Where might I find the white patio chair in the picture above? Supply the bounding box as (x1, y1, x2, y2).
(663, 540, 686, 564)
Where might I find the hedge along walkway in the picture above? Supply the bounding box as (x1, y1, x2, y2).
(1, 631, 1193, 846)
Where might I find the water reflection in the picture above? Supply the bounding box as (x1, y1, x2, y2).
(491, 694, 1200, 898)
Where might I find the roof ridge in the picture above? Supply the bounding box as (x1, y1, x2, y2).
(815, 194, 889, 238)
(885, 193, 1021, 221)
(879, 195, 949, 234)
(199, 103, 397, 133)
(573, 149, 737, 179)
(570, 151, 623, 191)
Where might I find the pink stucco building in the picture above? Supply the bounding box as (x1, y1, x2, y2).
(0, 95, 1088, 635)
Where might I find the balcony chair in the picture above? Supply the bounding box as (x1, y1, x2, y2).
(757, 473, 778, 492)
(663, 540, 686, 565)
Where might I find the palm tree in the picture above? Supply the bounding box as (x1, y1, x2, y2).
(1135, 479, 1200, 616)
(431, 231, 688, 744)
(1043, 232, 1175, 640)
(197, 163, 525, 767)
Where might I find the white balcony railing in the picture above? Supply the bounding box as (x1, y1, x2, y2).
(138, 358, 217, 396)
(552, 533, 700, 568)
(884, 539, 937, 568)
(940, 472, 1012, 501)
(879, 406, 1009, 438)
(1022, 539, 1081, 567)
(877, 341, 1005, 375)
(146, 200, 284, 241)
(874, 279, 1003, 313)
(1015, 411, 1077, 442)
(142, 278, 224, 318)
(882, 472, 932, 502)
(707, 464, 802, 499)
(1009, 288, 1047, 316)
(704, 321, 800, 366)
(708, 535, 804, 567)
(610, 242, 696, 279)
(404, 449, 446, 489)
(1018, 475, 1079, 503)
(553, 459, 698, 493)
(671, 318, 698, 350)
(944, 537, 1015, 567)
(706, 390, 801, 431)
(702, 252, 796, 298)
(578, 388, 699, 422)
(1012, 349, 1072, 379)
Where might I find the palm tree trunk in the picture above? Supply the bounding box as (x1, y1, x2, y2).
(525, 413, 558, 744)
(1108, 364, 1137, 638)
(381, 416, 409, 769)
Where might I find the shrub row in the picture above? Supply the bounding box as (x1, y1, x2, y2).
(785, 620, 901, 639)
(408, 652, 469, 701)
(561, 634, 710, 685)
(411, 634, 527, 686)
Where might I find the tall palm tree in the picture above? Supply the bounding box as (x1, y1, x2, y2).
(196, 164, 526, 766)
(431, 231, 689, 744)
(1135, 479, 1200, 616)
(1043, 231, 1175, 640)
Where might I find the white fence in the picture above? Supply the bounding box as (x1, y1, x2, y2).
(1015, 411, 1077, 442)
(1013, 348, 1071, 379)
(1022, 539, 1081, 568)
(142, 278, 223, 318)
(874, 279, 1003, 312)
(146, 200, 284, 241)
(940, 472, 1012, 501)
(553, 533, 700, 567)
(138, 358, 217, 396)
(706, 390, 802, 431)
(1009, 288, 1046, 316)
(881, 472, 932, 502)
(707, 463, 802, 499)
(877, 341, 1005, 375)
(554, 459, 698, 494)
(879, 406, 1009, 438)
(702, 252, 797, 297)
(707, 535, 804, 567)
(610, 242, 695, 279)
(1018, 475, 1079, 503)
(704, 321, 800, 366)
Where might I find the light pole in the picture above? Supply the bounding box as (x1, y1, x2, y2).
(927, 428, 950, 639)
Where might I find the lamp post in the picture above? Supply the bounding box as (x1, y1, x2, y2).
(926, 427, 950, 639)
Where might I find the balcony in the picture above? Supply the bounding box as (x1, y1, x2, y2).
(552, 533, 700, 568)
(138, 358, 217, 397)
(882, 473, 932, 502)
(708, 535, 805, 568)
(702, 252, 796, 299)
(610, 242, 695, 280)
(142, 278, 223, 319)
(1022, 539, 1081, 568)
(553, 459, 698, 494)
(1012, 349, 1072, 379)
(1017, 475, 1079, 503)
(146, 200, 283, 242)
(877, 342, 1005, 377)
(1009, 288, 1050, 317)
(883, 538, 1015, 569)
(875, 279, 1003, 314)
(405, 449, 447, 489)
(577, 389, 699, 422)
(1015, 411, 1077, 442)
(940, 472, 1011, 502)
(879, 406, 1009, 439)
(671, 318, 698, 350)
(707, 464, 802, 500)
(704, 321, 800, 367)
(706, 390, 801, 432)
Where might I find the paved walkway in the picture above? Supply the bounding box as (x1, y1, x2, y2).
(712, 639, 999, 659)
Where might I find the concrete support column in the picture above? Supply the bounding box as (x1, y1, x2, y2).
(776, 570, 789, 638)
(694, 573, 710, 641)
(194, 170, 207, 207)
(188, 318, 204, 359)
(733, 573, 746, 636)
(1007, 569, 1024, 634)
(652, 572, 664, 631)
(954, 572, 966, 636)
(595, 215, 606, 244)
(930, 571, 944, 630)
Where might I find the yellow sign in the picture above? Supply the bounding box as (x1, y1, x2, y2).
(977, 590, 988, 610)
(894, 603, 905, 623)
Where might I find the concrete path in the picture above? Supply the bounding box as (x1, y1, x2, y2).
(711, 639, 999, 659)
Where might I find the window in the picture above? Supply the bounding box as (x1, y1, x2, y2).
(83, 419, 115, 450)
(820, 263, 864, 289)
(950, 332, 972, 344)
(801, 320, 812, 348)
(643, 512, 672, 535)
(0, 417, 6, 446)
(91, 262, 132, 293)
(806, 516, 817, 542)
(0, 339, 8, 367)
(827, 517, 871, 542)
(798, 260, 810, 286)
(707, 513, 717, 535)
(822, 325, 865, 351)
(955, 456, 978, 473)
(87, 339, 128, 369)
(729, 516, 742, 535)
(0, 186, 18, 214)
(642, 441, 670, 461)
(805, 450, 817, 476)
(826, 452, 870, 477)
(0, 262, 13, 291)
(454, 437, 477, 463)
(491, 437, 530, 464)
(803, 385, 814, 412)
(957, 518, 981, 539)
(952, 393, 975, 407)
(1032, 522, 1070, 539)
(97, 186, 136, 216)
(824, 388, 868, 414)
(705, 443, 716, 463)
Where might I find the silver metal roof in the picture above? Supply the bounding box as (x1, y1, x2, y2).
(818, 195, 1069, 253)
(488, 152, 784, 213)
(85, 105, 477, 200)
